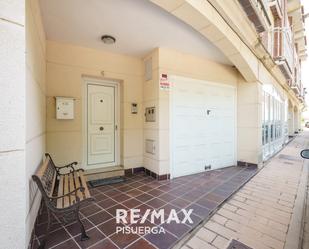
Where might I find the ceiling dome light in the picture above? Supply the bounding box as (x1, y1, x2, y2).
(101, 35, 116, 44)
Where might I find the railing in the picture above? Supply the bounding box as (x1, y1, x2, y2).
(268, 0, 283, 18)
(294, 54, 301, 88)
(255, 0, 272, 26)
(260, 29, 274, 57)
(291, 44, 302, 94)
(238, 0, 271, 32)
(272, 27, 294, 73)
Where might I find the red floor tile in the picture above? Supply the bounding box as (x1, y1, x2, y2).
(97, 198, 117, 209)
(135, 193, 155, 202)
(109, 230, 140, 248)
(30, 165, 258, 249)
(146, 198, 167, 209)
(126, 238, 157, 249)
(80, 204, 102, 217)
(52, 239, 80, 249)
(145, 229, 178, 249)
(87, 210, 113, 226)
(65, 219, 93, 237)
(98, 219, 124, 237)
(126, 189, 144, 198)
(88, 238, 118, 249)
(74, 227, 105, 249)
(122, 198, 143, 209)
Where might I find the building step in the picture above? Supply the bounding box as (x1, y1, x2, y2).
(84, 165, 124, 182)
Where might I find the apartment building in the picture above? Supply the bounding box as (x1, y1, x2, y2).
(0, 0, 307, 248)
(237, 0, 307, 159)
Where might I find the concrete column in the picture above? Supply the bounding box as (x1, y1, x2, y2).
(288, 105, 294, 136)
(0, 1, 26, 248)
(143, 49, 161, 175)
(237, 80, 263, 166)
(294, 109, 300, 133)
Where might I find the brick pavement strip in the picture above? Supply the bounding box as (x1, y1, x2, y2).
(302, 177, 309, 249)
(182, 133, 309, 249)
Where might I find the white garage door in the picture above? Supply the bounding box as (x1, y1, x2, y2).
(171, 76, 236, 178)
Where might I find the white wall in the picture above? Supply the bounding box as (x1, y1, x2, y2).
(0, 0, 26, 248)
(25, 0, 46, 245)
(143, 47, 239, 175)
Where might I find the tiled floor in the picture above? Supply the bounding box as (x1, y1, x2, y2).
(184, 134, 309, 249)
(29, 166, 257, 249)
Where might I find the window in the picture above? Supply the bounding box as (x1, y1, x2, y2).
(262, 86, 286, 158)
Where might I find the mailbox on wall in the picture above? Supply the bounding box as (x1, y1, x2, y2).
(145, 106, 156, 122)
(55, 97, 74, 119)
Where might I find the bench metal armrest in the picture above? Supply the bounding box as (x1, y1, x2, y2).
(45, 153, 78, 174)
(55, 162, 78, 175)
(60, 162, 78, 168)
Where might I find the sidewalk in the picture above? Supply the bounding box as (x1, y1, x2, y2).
(302, 173, 309, 249)
(182, 132, 309, 249)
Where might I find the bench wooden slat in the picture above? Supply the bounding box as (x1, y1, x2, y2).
(37, 157, 50, 178)
(49, 172, 57, 198)
(63, 174, 70, 208)
(73, 171, 84, 200)
(69, 173, 76, 205)
(57, 175, 64, 208)
(78, 171, 90, 198)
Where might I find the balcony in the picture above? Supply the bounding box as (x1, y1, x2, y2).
(298, 92, 305, 102)
(295, 84, 305, 102)
(272, 27, 294, 80)
(238, 0, 271, 32)
(291, 81, 301, 94)
(269, 0, 283, 19)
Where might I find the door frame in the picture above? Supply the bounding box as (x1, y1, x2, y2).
(82, 77, 120, 170)
(169, 75, 237, 179)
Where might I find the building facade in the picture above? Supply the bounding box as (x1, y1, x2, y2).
(0, 0, 307, 247)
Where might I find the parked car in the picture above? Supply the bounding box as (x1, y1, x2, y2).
(301, 150, 309, 159)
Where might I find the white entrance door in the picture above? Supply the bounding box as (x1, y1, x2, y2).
(171, 76, 236, 178)
(87, 84, 116, 167)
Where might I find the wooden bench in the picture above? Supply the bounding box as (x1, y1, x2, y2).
(32, 153, 94, 249)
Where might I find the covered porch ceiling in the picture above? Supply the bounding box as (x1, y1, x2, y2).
(39, 0, 232, 65)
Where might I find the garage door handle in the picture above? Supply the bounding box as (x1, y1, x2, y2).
(99, 127, 104, 131)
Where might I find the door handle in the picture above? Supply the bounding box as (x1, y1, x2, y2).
(99, 127, 104, 131)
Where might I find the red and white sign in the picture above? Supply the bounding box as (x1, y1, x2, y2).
(160, 74, 170, 91)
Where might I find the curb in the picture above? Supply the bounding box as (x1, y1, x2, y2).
(284, 154, 309, 249)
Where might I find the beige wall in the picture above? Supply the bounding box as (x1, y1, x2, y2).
(0, 0, 26, 248)
(25, 0, 46, 245)
(143, 49, 160, 174)
(288, 104, 295, 135)
(44, 37, 299, 177)
(237, 79, 263, 165)
(46, 41, 144, 169)
(46, 44, 241, 176)
(294, 107, 301, 132)
(143, 47, 239, 175)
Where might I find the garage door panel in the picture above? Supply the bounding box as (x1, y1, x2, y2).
(174, 153, 191, 164)
(172, 76, 236, 177)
